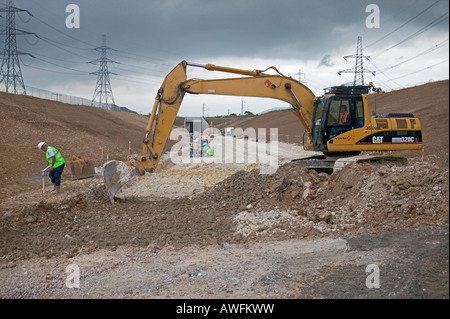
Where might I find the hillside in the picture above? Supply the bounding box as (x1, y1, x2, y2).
(0, 93, 150, 199)
(216, 110, 305, 144)
(367, 80, 449, 163)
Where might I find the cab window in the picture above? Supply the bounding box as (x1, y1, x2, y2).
(312, 99, 325, 148)
(355, 98, 364, 128)
(328, 99, 350, 125)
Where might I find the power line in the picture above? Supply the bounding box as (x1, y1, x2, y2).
(21, 13, 170, 78)
(372, 11, 449, 58)
(36, 35, 94, 60)
(24, 50, 88, 64)
(27, 2, 174, 68)
(8, 2, 173, 84)
(29, 8, 97, 48)
(31, 55, 88, 74)
(7, 20, 94, 60)
(0, 2, 178, 108)
(378, 38, 449, 72)
(367, 60, 403, 89)
(111, 49, 173, 67)
(365, 0, 443, 49)
(386, 58, 449, 82)
(23, 63, 88, 76)
(111, 74, 162, 85)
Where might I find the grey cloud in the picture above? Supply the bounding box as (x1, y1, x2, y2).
(3, 0, 448, 113)
(318, 54, 335, 67)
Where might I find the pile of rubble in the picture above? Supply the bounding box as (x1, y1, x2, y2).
(205, 160, 449, 241)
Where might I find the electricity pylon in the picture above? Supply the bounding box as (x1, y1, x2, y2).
(0, 0, 34, 94)
(90, 34, 118, 109)
(338, 36, 375, 86)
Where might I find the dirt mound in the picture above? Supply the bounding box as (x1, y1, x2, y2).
(205, 159, 448, 242)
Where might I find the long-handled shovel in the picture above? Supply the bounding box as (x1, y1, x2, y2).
(41, 174, 47, 193)
(32, 166, 51, 193)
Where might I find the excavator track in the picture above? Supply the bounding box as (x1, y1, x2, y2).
(333, 154, 407, 171)
(290, 153, 407, 174)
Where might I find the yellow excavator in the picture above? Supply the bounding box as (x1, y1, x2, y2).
(103, 60, 422, 203)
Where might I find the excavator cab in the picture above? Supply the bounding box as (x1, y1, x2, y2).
(312, 86, 369, 152)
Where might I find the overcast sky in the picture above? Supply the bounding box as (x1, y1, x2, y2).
(1, 0, 449, 116)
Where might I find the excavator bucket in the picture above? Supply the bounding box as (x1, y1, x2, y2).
(65, 155, 96, 180)
(102, 160, 144, 204)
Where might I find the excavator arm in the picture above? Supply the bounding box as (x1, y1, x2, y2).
(103, 60, 317, 203)
(142, 61, 315, 170)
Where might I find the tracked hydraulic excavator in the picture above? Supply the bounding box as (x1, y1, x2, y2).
(103, 60, 422, 203)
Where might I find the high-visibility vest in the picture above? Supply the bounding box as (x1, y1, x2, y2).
(340, 111, 349, 123)
(46, 146, 65, 168)
(193, 142, 198, 150)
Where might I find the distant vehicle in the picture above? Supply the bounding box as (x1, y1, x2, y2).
(199, 139, 210, 148)
(197, 139, 213, 157)
(373, 87, 385, 94)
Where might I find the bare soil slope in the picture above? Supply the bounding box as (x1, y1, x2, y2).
(217, 110, 306, 144)
(367, 80, 449, 164)
(0, 93, 149, 199)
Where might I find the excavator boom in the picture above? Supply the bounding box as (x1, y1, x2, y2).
(133, 61, 316, 169)
(152, 61, 316, 163)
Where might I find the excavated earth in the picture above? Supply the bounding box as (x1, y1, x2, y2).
(0, 80, 449, 300)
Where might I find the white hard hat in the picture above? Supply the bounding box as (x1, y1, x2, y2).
(38, 142, 46, 150)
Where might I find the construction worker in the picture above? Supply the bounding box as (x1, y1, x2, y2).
(193, 139, 199, 157)
(38, 142, 65, 194)
(339, 104, 349, 123)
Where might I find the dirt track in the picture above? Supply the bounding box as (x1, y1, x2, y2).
(0, 224, 447, 299)
(0, 81, 449, 299)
